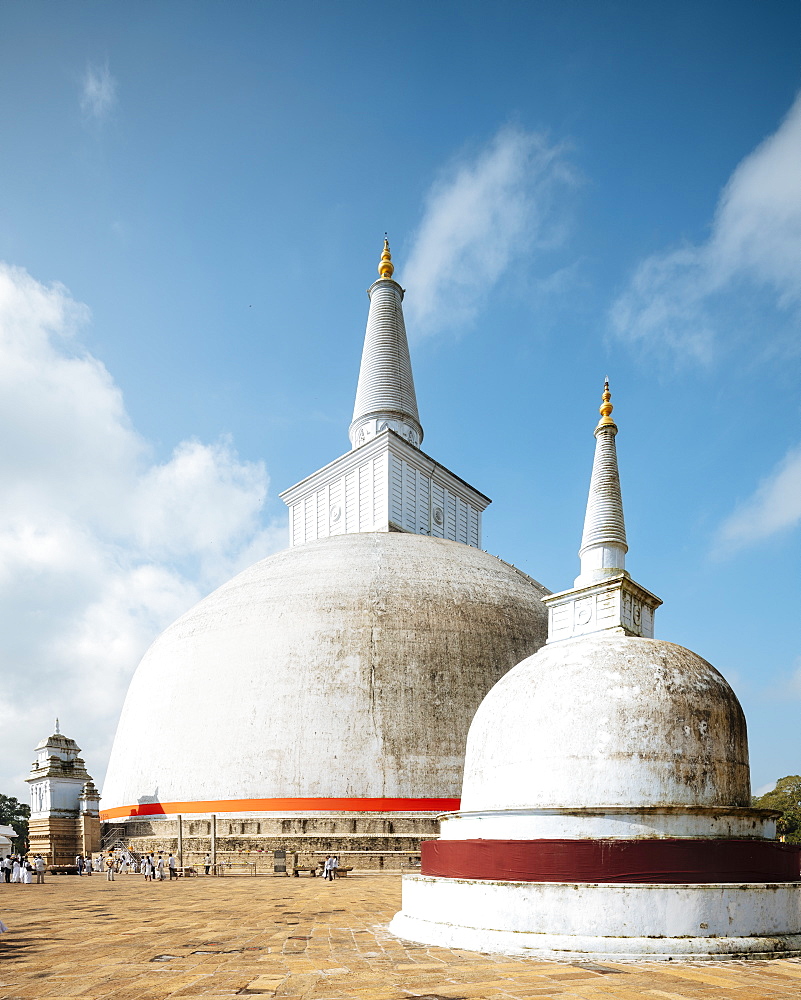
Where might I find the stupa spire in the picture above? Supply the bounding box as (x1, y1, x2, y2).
(575, 379, 628, 587)
(281, 237, 490, 547)
(349, 238, 423, 450)
(542, 379, 661, 642)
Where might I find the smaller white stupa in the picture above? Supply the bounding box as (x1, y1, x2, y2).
(391, 382, 801, 961)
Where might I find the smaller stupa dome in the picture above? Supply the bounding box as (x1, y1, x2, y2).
(391, 381, 800, 962)
(461, 632, 750, 812)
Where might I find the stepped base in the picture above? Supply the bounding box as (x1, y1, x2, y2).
(390, 875, 801, 961)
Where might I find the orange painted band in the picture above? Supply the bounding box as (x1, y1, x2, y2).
(100, 797, 461, 820)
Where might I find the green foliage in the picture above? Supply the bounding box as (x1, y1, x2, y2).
(0, 793, 30, 850)
(753, 775, 801, 844)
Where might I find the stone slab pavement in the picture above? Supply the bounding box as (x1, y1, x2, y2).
(1, 872, 800, 999)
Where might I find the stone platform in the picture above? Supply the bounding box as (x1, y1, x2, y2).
(104, 813, 435, 871)
(2, 872, 801, 998)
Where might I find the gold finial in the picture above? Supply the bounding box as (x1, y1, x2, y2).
(596, 377, 617, 430)
(378, 235, 394, 279)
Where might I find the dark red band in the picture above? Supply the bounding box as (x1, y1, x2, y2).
(421, 838, 801, 884)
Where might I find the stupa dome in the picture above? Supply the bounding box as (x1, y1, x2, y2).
(461, 633, 750, 812)
(102, 531, 549, 814)
(392, 382, 800, 962)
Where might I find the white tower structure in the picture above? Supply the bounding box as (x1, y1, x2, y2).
(26, 721, 102, 863)
(391, 382, 801, 961)
(280, 240, 489, 547)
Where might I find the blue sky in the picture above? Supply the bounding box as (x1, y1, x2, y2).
(1, 0, 799, 799)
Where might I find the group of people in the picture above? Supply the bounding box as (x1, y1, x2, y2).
(2, 854, 46, 884)
(4, 850, 344, 883)
(75, 854, 119, 877)
(79, 851, 181, 881)
(139, 853, 179, 880)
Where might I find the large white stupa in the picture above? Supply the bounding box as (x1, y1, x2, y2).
(391, 383, 801, 960)
(101, 242, 550, 863)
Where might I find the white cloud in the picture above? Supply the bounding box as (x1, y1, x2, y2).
(402, 126, 576, 337)
(754, 780, 777, 797)
(0, 263, 283, 798)
(611, 92, 801, 362)
(80, 62, 117, 121)
(717, 443, 801, 552)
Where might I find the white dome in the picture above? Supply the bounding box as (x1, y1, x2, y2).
(461, 633, 750, 812)
(103, 532, 549, 812)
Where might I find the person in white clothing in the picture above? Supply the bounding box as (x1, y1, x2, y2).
(21, 859, 33, 884)
(168, 854, 178, 879)
(10, 858, 21, 883)
(155, 855, 165, 881)
(34, 855, 46, 884)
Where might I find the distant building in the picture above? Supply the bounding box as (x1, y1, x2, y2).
(26, 721, 101, 864)
(0, 825, 16, 855)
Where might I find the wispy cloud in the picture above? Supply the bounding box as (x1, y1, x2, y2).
(716, 442, 801, 552)
(611, 92, 801, 363)
(0, 263, 284, 797)
(80, 62, 118, 121)
(402, 126, 576, 337)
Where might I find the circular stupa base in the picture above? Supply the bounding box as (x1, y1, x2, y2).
(389, 875, 801, 961)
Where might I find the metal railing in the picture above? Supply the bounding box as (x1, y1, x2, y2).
(213, 862, 257, 876)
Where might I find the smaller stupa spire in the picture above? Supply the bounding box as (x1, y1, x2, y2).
(378, 235, 394, 280)
(543, 378, 661, 642)
(596, 377, 616, 429)
(575, 379, 627, 587)
(55, 717, 60, 735)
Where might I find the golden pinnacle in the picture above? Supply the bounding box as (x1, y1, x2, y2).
(378, 236, 394, 279)
(596, 378, 617, 430)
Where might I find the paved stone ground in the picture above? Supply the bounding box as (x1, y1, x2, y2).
(1, 873, 801, 999)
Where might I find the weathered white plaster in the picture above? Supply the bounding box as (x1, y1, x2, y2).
(27, 731, 98, 820)
(545, 574, 661, 641)
(460, 632, 750, 813)
(390, 875, 801, 960)
(102, 532, 549, 810)
(575, 418, 627, 587)
(280, 429, 488, 548)
(439, 807, 777, 841)
(349, 276, 422, 450)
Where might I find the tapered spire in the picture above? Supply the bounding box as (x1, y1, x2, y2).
(349, 239, 423, 450)
(575, 379, 628, 587)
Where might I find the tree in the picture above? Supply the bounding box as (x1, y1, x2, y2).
(0, 794, 30, 851)
(753, 775, 801, 844)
